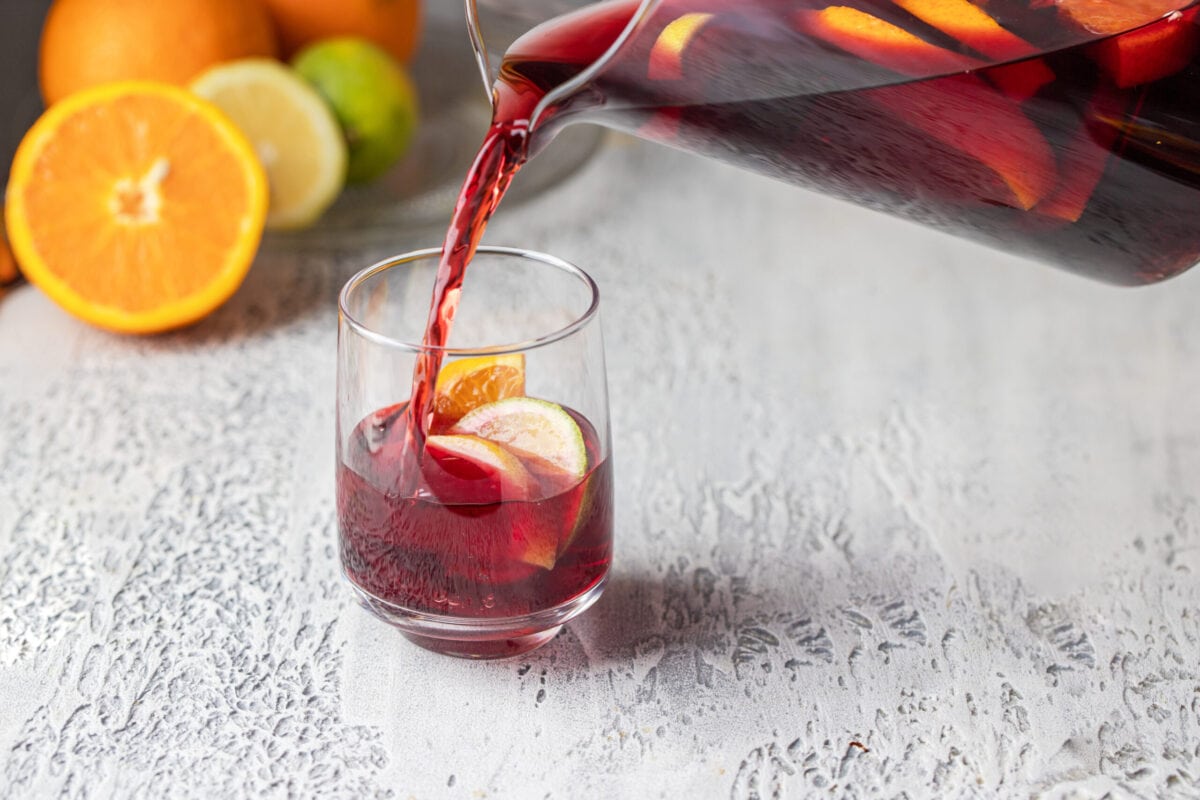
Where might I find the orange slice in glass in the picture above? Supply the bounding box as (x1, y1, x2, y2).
(431, 353, 525, 430)
(5, 81, 267, 333)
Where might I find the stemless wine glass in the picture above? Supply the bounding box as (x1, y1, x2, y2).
(337, 247, 613, 659)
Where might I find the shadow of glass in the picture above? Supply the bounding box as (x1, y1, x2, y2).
(512, 545, 942, 692)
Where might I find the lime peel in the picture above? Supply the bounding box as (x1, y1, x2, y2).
(292, 37, 420, 184)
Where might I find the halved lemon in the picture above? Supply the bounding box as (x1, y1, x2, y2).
(190, 58, 347, 229)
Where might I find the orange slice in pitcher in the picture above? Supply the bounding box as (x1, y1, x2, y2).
(889, 0, 1055, 100)
(893, 0, 1038, 60)
(866, 75, 1055, 209)
(986, 59, 1056, 102)
(1036, 85, 1125, 222)
(797, 6, 980, 76)
(431, 353, 526, 430)
(1057, 0, 1198, 86)
(5, 82, 267, 333)
(799, 7, 1055, 209)
(648, 13, 715, 80)
(1057, 0, 1192, 34)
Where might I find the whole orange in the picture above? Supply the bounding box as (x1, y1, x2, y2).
(39, 0, 279, 105)
(261, 0, 423, 63)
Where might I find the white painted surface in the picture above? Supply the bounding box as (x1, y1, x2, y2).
(1, 136, 1199, 799)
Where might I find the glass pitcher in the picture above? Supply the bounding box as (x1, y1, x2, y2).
(467, 0, 1200, 285)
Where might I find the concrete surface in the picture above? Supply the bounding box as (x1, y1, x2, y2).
(2, 136, 1199, 799)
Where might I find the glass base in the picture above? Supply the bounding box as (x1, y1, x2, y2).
(345, 573, 608, 660)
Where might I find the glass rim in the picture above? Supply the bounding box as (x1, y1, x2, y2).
(338, 245, 601, 356)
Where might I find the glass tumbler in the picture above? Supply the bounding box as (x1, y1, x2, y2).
(337, 246, 613, 658)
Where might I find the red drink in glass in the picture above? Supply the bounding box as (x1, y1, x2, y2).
(338, 402, 613, 622)
(336, 247, 612, 658)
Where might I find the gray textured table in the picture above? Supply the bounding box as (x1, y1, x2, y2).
(2, 135, 1199, 799)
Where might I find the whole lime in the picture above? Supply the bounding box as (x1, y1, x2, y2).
(292, 37, 419, 184)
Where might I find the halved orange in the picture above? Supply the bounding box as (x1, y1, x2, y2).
(5, 81, 268, 333)
(430, 354, 526, 430)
